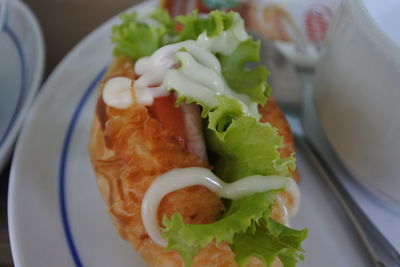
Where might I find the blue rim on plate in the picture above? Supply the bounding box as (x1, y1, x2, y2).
(0, 23, 27, 147)
(58, 66, 107, 267)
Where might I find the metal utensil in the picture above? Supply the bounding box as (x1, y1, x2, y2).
(266, 39, 400, 266)
(0, 0, 8, 32)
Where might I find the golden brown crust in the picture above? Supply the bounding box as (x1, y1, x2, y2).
(89, 56, 297, 266)
(259, 98, 300, 182)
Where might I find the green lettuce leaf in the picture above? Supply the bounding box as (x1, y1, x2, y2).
(150, 8, 174, 28)
(278, 248, 305, 267)
(219, 39, 272, 106)
(232, 219, 307, 267)
(162, 192, 276, 267)
(163, 190, 306, 267)
(175, 10, 234, 41)
(207, 95, 244, 139)
(175, 94, 296, 182)
(111, 11, 172, 60)
(111, 8, 306, 267)
(168, 93, 298, 267)
(111, 9, 237, 60)
(205, 96, 296, 182)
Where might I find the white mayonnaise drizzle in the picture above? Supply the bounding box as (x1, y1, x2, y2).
(275, 195, 290, 227)
(274, 178, 301, 227)
(285, 177, 301, 217)
(102, 77, 133, 109)
(196, 13, 249, 55)
(134, 40, 226, 107)
(132, 13, 259, 116)
(141, 167, 294, 247)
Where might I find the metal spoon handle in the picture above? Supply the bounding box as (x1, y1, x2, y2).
(0, 0, 8, 32)
(298, 137, 400, 267)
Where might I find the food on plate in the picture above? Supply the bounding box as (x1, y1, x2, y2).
(89, 8, 307, 267)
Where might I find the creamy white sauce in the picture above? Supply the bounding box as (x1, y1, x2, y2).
(134, 40, 226, 107)
(275, 195, 290, 227)
(285, 177, 300, 217)
(102, 77, 133, 109)
(274, 178, 301, 227)
(141, 167, 292, 247)
(197, 13, 249, 55)
(132, 14, 257, 116)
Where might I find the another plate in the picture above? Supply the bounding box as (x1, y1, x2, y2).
(9, 1, 371, 266)
(0, 0, 44, 171)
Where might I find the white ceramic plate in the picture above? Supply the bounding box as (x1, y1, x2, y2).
(0, 0, 44, 171)
(8, 1, 371, 266)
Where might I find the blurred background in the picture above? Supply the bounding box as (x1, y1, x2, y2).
(0, 0, 335, 264)
(8, 0, 395, 266)
(4, 0, 400, 265)
(25, 0, 144, 76)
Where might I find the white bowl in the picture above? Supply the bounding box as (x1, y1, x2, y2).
(314, 0, 400, 203)
(0, 0, 45, 171)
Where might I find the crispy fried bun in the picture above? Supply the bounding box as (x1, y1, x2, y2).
(89, 56, 299, 267)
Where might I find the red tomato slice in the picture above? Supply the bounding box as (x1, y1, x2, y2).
(149, 94, 186, 144)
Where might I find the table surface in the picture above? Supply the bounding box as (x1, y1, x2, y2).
(2, 0, 296, 264)
(5, 1, 398, 266)
(0, 161, 12, 267)
(0, 1, 300, 264)
(0, 0, 144, 265)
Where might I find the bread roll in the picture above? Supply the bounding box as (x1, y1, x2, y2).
(89, 56, 298, 267)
